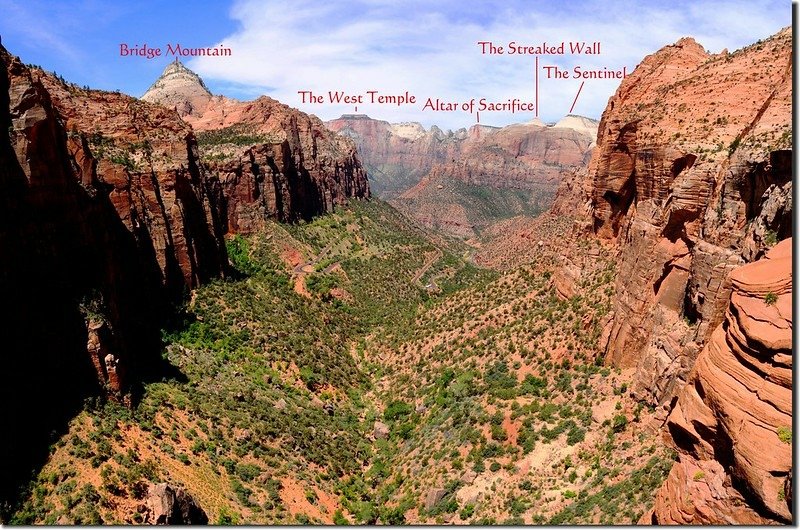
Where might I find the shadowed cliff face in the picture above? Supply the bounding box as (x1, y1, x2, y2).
(0, 47, 373, 517)
(0, 46, 230, 515)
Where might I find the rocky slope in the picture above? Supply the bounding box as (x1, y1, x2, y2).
(550, 27, 792, 524)
(647, 239, 792, 524)
(144, 62, 370, 231)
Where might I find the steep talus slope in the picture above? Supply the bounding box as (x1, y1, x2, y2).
(646, 239, 792, 524)
(144, 63, 370, 232)
(586, 28, 791, 406)
(0, 45, 226, 513)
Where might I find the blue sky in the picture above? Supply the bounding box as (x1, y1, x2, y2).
(0, 0, 790, 129)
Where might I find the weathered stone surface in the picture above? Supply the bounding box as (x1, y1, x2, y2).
(545, 28, 793, 525)
(582, 28, 791, 402)
(649, 239, 792, 524)
(424, 488, 447, 510)
(144, 483, 208, 525)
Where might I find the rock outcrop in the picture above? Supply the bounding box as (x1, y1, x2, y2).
(144, 62, 370, 232)
(581, 27, 792, 407)
(142, 59, 213, 117)
(646, 239, 792, 524)
(144, 483, 209, 525)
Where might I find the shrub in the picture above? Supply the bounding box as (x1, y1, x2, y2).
(693, 471, 705, 481)
(777, 426, 792, 444)
(764, 292, 778, 306)
(384, 400, 413, 422)
(611, 414, 628, 433)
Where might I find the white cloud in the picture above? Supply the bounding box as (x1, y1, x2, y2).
(189, 0, 789, 130)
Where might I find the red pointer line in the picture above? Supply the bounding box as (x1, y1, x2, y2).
(477, 111, 480, 123)
(535, 56, 539, 117)
(569, 81, 585, 114)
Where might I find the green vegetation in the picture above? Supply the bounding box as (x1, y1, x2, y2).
(777, 426, 792, 444)
(764, 292, 778, 306)
(14, 199, 674, 524)
(196, 124, 278, 148)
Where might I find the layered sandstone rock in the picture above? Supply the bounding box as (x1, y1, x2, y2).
(582, 27, 792, 407)
(142, 59, 212, 117)
(0, 44, 226, 508)
(144, 62, 369, 232)
(328, 113, 596, 201)
(646, 239, 792, 524)
(36, 69, 228, 293)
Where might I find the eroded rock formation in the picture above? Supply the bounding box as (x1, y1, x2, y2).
(0, 43, 224, 511)
(144, 61, 370, 233)
(326, 114, 463, 198)
(550, 27, 793, 525)
(646, 239, 792, 524)
(144, 483, 209, 525)
(584, 28, 792, 408)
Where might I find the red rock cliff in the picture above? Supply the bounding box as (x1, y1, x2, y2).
(144, 62, 370, 233)
(646, 239, 792, 524)
(0, 43, 230, 509)
(585, 28, 791, 407)
(549, 27, 793, 525)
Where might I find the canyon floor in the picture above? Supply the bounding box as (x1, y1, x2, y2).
(10, 201, 675, 525)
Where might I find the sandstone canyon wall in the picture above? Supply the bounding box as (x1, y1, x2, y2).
(144, 61, 370, 233)
(0, 49, 369, 511)
(327, 113, 596, 237)
(589, 28, 791, 406)
(0, 44, 227, 509)
(647, 239, 792, 524)
(326, 114, 463, 198)
(551, 27, 793, 524)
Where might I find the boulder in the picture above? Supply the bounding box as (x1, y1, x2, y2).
(373, 421, 390, 440)
(144, 483, 208, 525)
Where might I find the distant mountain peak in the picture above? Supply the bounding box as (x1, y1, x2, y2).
(141, 60, 212, 115)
